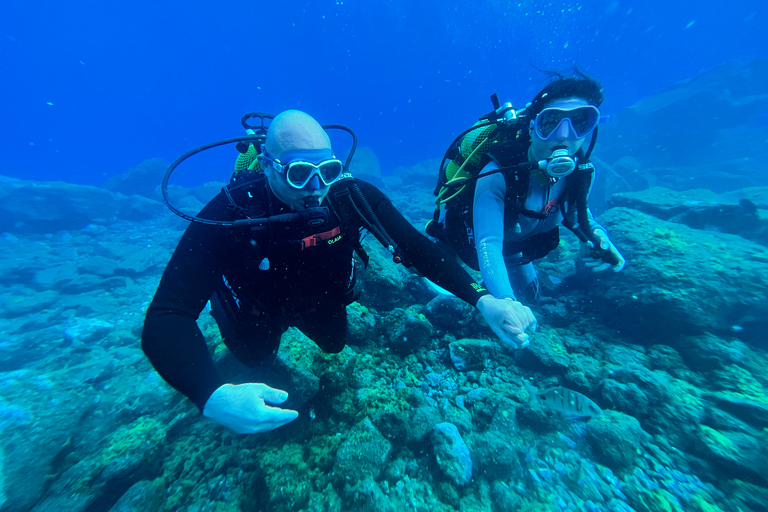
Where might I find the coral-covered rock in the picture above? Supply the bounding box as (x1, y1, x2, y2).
(601, 380, 650, 417)
(695, 426, 768, 483)
(355, 239, 423, 311)
(582, 207, 768, 341)
(382, 306, 434, 353)
(335, 417, 392, 481)
(448, 338, 500, 371)
(423, 295, 476, 332)
(275, 327, 322, 407)
(610, 187, 768, 246)
(586, 410, 650, 471)
(517, 327, 572, 372)
(432, 422, 472, 486)
(346, 302, 377, 347)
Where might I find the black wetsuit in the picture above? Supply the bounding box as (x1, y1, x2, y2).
(142, 178, 488, 410)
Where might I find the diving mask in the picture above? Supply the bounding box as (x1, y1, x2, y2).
(261, 148, 344, 190)
(533, 105, 600, 141)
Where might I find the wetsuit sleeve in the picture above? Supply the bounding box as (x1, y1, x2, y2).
(472, 163, 517, 299)
(141, 202, 231, 411)
(355, 180, 489, 307)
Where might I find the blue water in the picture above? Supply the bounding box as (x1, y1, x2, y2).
(2, 0, 765, 185)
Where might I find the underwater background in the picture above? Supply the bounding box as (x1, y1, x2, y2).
(2, 1, 768, 511)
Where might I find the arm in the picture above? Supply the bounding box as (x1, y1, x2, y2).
(472, 165, 517, 299)
(355, 180, 536, 348)
(142, 205, 299, 432)
(355, 180, 488, 306)
(141, 227, 226, 411)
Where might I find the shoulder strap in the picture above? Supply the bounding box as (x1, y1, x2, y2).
(328, 179, 370, 268)
(560, 163, 595, 242)
(222, 173, 269, 219)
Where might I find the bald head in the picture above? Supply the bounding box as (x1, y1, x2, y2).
(265, 110, 331, 158)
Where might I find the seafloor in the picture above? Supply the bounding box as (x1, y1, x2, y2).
(1, 60, 767, 512)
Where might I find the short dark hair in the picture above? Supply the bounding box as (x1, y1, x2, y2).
(527, 68, 604, 119)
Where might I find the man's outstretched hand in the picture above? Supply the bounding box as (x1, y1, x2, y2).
(203, 383, 299, 434)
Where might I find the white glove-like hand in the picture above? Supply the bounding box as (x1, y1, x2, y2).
(203, 383, 298, 434)
(584, 228, 626, 273)
(476, 295, 537, 349)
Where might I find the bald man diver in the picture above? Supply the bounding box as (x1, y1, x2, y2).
(142, 110, 536, 434)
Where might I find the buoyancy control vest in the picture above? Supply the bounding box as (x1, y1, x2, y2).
(425, 94, 601, 270)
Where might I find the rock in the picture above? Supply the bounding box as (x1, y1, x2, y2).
(674, 333, 748, 371)
(646, 344, 686, 374)
(491, 481, 525, 511)
(448, 338, 500, 371)
(335, 418, 392, 481)
(695, 426, 768, 484)
(115, 247, 166, 275)
(407, 402, 442, 444)
(0, 175, 166, 234)
(708, 392, 768, 428)
(598, 58, 768, 192)
(62, 317, 115, 343)
(108, 479, 165, 512)
(2, 289, 59, 318)
(564, 356, 605, 393)
(423, 295, 476, 332)
(31, 417, 165, 512)
(601, 380, 650, 417)
(355, 238, 418, 311)
(102, 158, 166, 198)
(349, 147, 382, 185)
(610, 187, 768, 246)
(275, 327, 322, 407)
(432, 422, 472, 486)
(470, 404, 525, 480)
(346, 302, 376, 347)
(438, 398, 473, 435)
(582, 208, 768, 341)
(516, 399, 563, 433)
(383, 307, 434, 353)
(33, 264, 78, 289)
(78, 255, 119, 277)
(517, 327, 572, 371)
(724, 480, 768, 512)
(586, 410, 651, 471)
(307, 483, 343, 512)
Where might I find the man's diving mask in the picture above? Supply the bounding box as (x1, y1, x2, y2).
(261, 149, 344, 190)
(532, 105, 600, 141)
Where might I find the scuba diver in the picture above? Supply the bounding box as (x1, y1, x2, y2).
(426, 71, 625, 323)
(142, 110, 537, 435)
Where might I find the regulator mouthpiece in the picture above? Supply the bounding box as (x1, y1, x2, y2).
(540, 148, 576, 179)
(303, 195, 321, 209)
